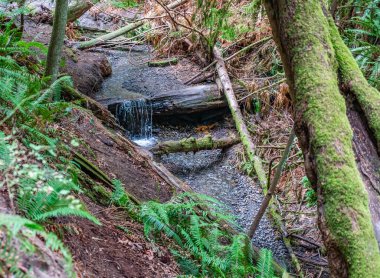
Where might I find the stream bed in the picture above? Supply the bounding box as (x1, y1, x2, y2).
(95, 49, 290, 268)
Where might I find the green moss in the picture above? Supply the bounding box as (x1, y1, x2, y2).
(284, 1, 380, 276)
(328, 18, 380, 150)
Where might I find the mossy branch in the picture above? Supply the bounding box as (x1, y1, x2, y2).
(151, 135, 239, 155)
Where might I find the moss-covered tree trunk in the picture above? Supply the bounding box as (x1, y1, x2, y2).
(45, 0, 68, 82)
(263, 1, 380, 277)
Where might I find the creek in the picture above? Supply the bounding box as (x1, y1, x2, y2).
(95, 48, 290, 267)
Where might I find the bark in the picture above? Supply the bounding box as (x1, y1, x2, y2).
(78, 0, 188, 49)
(213, 46, 266, 186)
(45, 0, 68, 83)
(263, 1, 380, 276)
(67, 0, 94, 22)
(104, 84, 244, 117)
(148, 58, 178, 67)
(151, 135, 239, 155)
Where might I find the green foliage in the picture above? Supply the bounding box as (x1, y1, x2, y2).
(195, 0, 235, 52)
(110, 0, 138, 9)
(301, 176, 317, 207)
(0, 213, 74, 277)
(344, 0, 380, 88)
(0, 132, 100, 225)
(140, 192, 276, 277)
(257, 248, 274, 278)
(0, 17, 73, 129)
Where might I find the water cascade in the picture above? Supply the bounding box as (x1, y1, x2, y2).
(115, 99, 155, 146)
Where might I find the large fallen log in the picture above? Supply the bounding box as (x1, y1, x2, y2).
(104, 84, 244, 118)
(213, 46, 266, 186)
(78, 0, 188, 49)
(151, 135, 239, 155)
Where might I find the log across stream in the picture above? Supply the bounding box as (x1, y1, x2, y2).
(94, 49, 290, 266)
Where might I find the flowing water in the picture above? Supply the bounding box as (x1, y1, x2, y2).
(115, 99, 156, 147)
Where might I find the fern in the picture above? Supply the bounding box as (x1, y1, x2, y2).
(0, 133, 100, 226)
(256, 248, 275, 278)
(0, 213, 75, 277)
(345, 0, 380, 88)
(139, 192, 269, 276)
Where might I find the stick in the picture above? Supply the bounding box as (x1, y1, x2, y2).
(78, 0, 189, 49)
(238, 78, 286, 102)
(248, 128, 296, 238)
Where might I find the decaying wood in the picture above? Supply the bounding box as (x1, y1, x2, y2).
(64, 85, 120, 129)
(213, 46, 266, 186)
(151, 135, 239, 155)
(67, 0, 94, 22)
(148, 58, 178, 67)
(103, 84, 244, 117)
(78, 0, 188, 49)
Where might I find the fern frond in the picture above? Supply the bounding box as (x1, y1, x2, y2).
(257, 248, 275, 278)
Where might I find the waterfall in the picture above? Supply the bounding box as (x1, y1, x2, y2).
(115, 99, 154, 145)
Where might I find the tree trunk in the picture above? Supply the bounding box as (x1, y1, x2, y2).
(45, 0, 68, 83)
(151, 135, 239, 155)
(263, 1, 380, 276)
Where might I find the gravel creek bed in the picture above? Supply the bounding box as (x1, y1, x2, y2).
(96, 49, 290, 268)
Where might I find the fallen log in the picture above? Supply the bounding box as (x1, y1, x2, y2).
(78, 0, 188, 49)
(148, 58, 178, 67)
(151, 135, 239, 155)
(104, 84, 244, 118)
(213, 46, 266, 186)
(67, 0, 94, 23)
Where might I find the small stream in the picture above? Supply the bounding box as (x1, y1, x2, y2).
(96, 49, 290, 267)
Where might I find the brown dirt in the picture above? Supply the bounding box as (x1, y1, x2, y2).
(59, 108, 175, 202)
(57, 195, 178, 278)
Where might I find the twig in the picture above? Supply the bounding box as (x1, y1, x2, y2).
(248, 127, 296, 238)
(288, 234, 322, 248)
(295, 256, 328, 267)
(185, 37, 272, 85)
(238, 78, 287, 102)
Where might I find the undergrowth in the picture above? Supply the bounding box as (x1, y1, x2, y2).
(0, 12, 99, 277)
(139, 192, 278, 277)
(110, 181, 280, 277)
(343, 0, 380, 89)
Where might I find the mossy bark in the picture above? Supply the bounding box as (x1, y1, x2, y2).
(45, 0, 68, 82)
(264, 1, 380, 276)
(151, 135, 239, 155)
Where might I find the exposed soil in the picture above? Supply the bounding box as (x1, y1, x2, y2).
(59, 108, 175, 202)
(57, 196, 178, 278)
